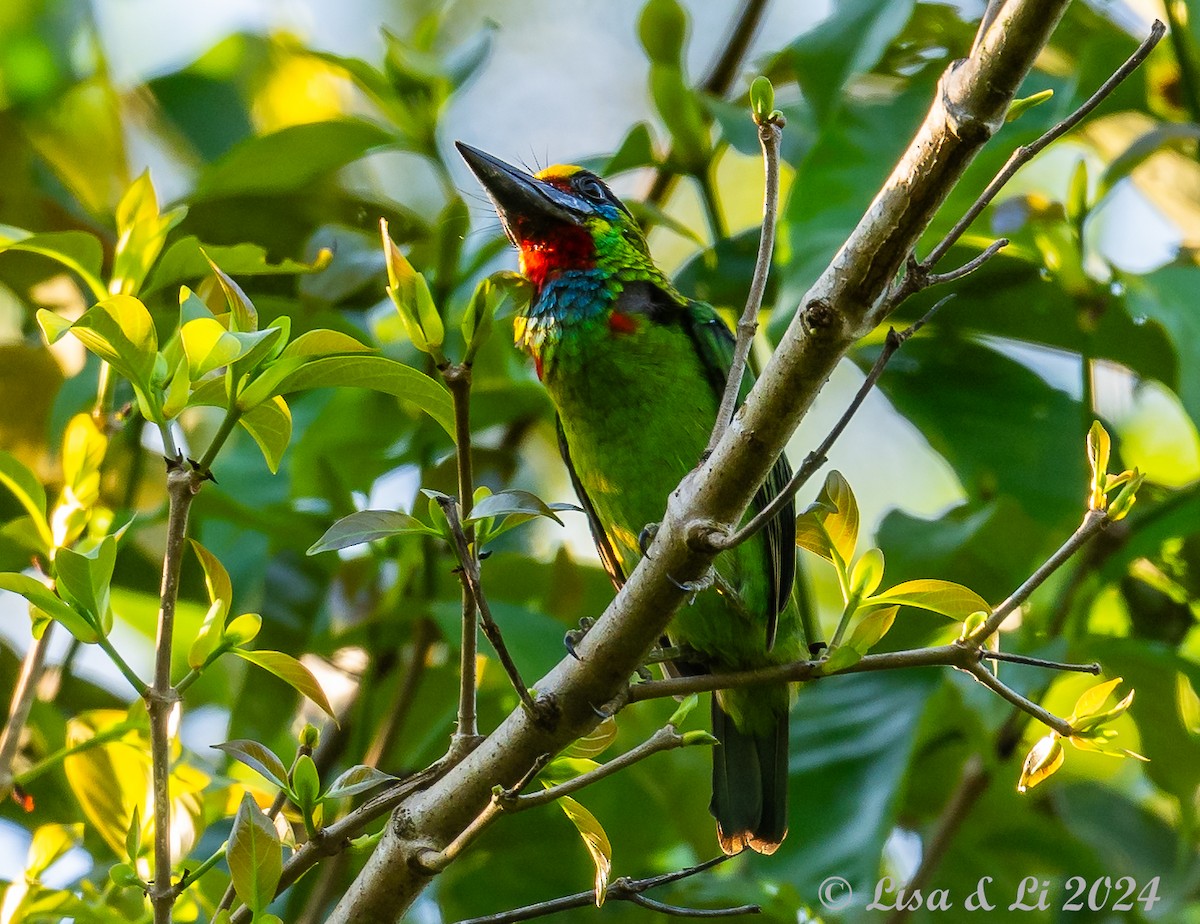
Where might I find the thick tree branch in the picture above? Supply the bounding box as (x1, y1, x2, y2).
(328, 4, 1076, 919)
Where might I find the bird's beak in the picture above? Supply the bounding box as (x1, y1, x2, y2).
(456, 142, 586, 237)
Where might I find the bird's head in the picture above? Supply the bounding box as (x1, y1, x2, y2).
(456, 141, 655, 293)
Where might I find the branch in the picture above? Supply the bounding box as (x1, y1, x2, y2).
(916, 19, 1166, 277)
(328, 4, 1081, 918)
(452, 855, 757, 924)
(502, 724, 698, 812)
(148, 463, 199, 924)
(0, 627, 53, 797)
(707, 118, 782, 453)
(444, 364, 482, 752)
(718, 293, 955, 550)
(438, 496, 537, 716)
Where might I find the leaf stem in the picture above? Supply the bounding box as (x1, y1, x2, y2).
(96, 633, 150, 696)
(197, 406, 242, 474)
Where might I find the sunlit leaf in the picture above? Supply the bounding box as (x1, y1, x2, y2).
(227, 793, 282, 915)
(0, 573, 96, 641)
(846, 605, 898, 655)
(205, 255, 257, 333)
(63, 711, 150, 857)
(212, 739, 290, 791)
(239, 397, 293, 474)
(562, 717, 618, 759)
(0, 452, 51, 549)
(232, 649, 337, 720)
(1018, 734, 1064, 792)
(556, 796, 612, 906)
(868, 579, 990, 620)
(466, 490, 566, 526)
(26, 824, 83, 879)
(0, 225, 106, 299)
(308, 509, 437, 554)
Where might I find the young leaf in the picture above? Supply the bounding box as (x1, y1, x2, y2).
(227, 793, 282, 916)
(868, 579, 990, 620)
(278, 329, 375, 360)
(556, 796, 612, 907)
(308, 510, 437, 554)
(850, 548, 884, 597)
(189, 540, 232, 621)
(206, 255, 258, 332)
(1017, 734, 1064, 792)
(179, 317, 245, 379)
(0, 573, 97, 641)
(1006, 88, 1054, 123)
(26, 823, 83, 879)
(795, 471, 859, 566)
(562, 717, 618, 759)
(213, 739, 290, 791)
(231, 649, 337, 721)
(821, 645, 863, 673)
(465, 490, 566, 526)
(323, 765, 397, 801)
(239, 397, 293, 475)
(53, 536, 116, 632)
(0, 452, 52, 548)
(224, 612, 263, 647)
(749, 76, 775, 120)
(1087, 420, 1111, 510)
(125, 808, 141, 862)
(291, 754, 321, 816)
(50, 296, 158, 389)
(846, 605, 899, 655)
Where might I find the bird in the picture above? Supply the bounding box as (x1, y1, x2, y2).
(457, 141, 804, 855)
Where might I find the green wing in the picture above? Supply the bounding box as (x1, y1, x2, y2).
(679, 298, 797, 651)
(557, 417, 626, 591)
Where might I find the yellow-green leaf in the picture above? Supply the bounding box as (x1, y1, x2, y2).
(239, 396, 293, 474)
(0, 452, 51, 549)
(26, 824, 84, 879)
(850, 548, 884, 597)
(63, 711, 151, 857)
(846, 605, 898, 655)
(232, 649, 336, 721)
(563, 717, 618, 758)
(206, 255, 258, 333)
(1017, 734, 1064, 793)
(1070, 677, 1125, 720)
(180, 317, 243, 379)
(58, 295, 158, 388)
(0, 573, 96, 641)
(227, 793, 282, 915)
(1087, 420, 1110, 510)
(557, 796, 611, 907)
(869, 579, 990, 621)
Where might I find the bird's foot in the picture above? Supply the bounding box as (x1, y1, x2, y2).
(564, 616, 595, 660)
(638, 522, 659, 557)
(667, 566, 715, 603)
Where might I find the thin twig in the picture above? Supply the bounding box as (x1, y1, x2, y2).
(965, 661, 1074, 737)
(0, 629, 54, 795)
(717, 294, 954, 550)
(438, 497, 536, 715)
(148, 463, 199, 924)
(979, 650, 1099, 673)
(502, 725, 694, 812)
(922, 20, 1166, 272)
(452, 855, 757, 924)
(707, 119, 782, 454)
(444, 365, 482, 752)
(977, 509, 1108, 638)
(365, 617, 436, 768)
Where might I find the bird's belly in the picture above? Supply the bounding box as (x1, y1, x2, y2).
(545, 324, 778, 663)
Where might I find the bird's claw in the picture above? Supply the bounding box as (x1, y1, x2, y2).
(667, 567, 715, 603)
(638, 523, 659, 557)
(564, 616, 595, 660)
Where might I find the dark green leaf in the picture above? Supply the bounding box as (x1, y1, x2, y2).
(213, 739, 290, 791)
(308, 510, 436, 554)
(323, 765, 397, 800)
(227, 792, 282, 915)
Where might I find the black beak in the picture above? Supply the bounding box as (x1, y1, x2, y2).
(455, 141, 585, 234)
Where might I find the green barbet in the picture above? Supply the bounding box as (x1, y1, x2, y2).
(458, 142, 804, 855)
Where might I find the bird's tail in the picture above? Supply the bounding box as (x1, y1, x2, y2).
(709, 695, 788, 855)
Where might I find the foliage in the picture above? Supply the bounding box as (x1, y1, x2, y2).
(0, 2, 1196, 923)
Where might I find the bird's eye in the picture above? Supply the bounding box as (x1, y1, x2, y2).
(576, 175, 606, 203)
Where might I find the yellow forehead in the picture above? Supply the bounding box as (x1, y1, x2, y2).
(535, 164, 584, 182)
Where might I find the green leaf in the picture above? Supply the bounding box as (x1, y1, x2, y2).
(1066, 157, 1089, 228)
(189, 539, 232, 619)
(668, 693, 700, 728)
(466, 490, 566, 526)
(0, 225, 106, 299)
(291, 754, 321, 815)
(205, 255, 257, 333)
(193, 119, 395, 200)
(562, 718, 617, 759)
(241, 355, 453, 437)
(143, 237, 333, 297)
(227, 793, 282, 916)
(602, 122, 657, 175)
(224, 613, 263, 647)
(822, 645, 863, 673)
(648, 63, 709, 172)
(749, 75, 775, 120)
(323, 765, 397, 801)
(53, 536, 116, 634)
(790, 0, 915, 125)
(796, 470, 859, 566)
(308, 510, 436, 554)
(846, 605, 898, 655)
(27, 823, 84, 879)
(49, 295, 158, 390)
(239, 397, 293, 474)
(638, 0, 687, 66)
(110, 171, 187, 297)
(125, 808, 141, 863)
(850, 548, 884, 597)
(0, 573, 96, 641)
(179, 318, 244, 378)
(213, 739, 290, 791)
(1006, 88, 1054, 123)
(232, 649, 337, 721)
(556, 796, 611, 907)
(279, 329, 374, 361)
(868, 579, 990, 620)
(0, 452, 51, 549)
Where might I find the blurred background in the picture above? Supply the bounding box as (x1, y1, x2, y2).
(1, 0, 1199, 921)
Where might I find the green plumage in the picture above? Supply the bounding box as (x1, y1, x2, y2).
(457, 143, 803, 855)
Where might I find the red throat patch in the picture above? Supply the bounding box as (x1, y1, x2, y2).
(519, 223, 596, 290)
